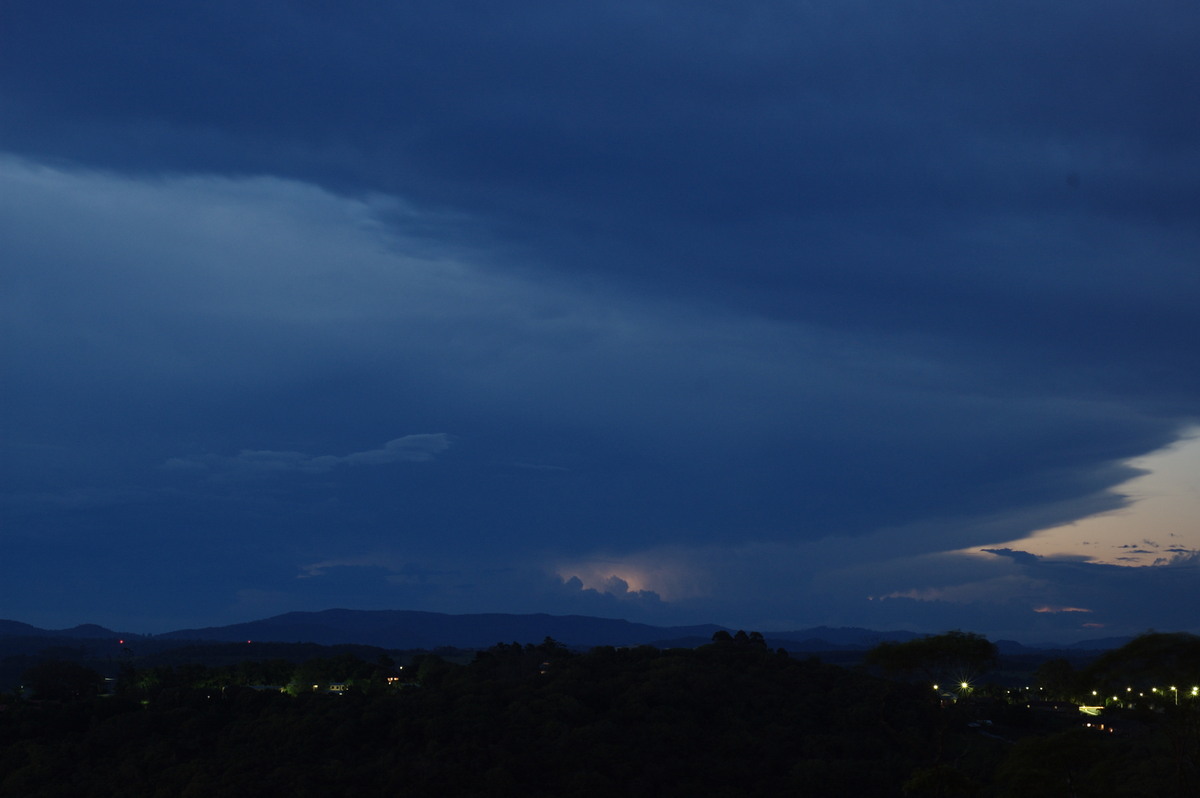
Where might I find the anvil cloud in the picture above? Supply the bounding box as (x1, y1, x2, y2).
(2, 1, 1198, 640)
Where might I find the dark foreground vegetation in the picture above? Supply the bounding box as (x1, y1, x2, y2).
(1, 631, 1197, 796)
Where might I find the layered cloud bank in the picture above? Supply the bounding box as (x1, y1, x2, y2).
(2, 2, 1197, 639)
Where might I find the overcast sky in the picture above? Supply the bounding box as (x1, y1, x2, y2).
(3, 1, 1198, 642)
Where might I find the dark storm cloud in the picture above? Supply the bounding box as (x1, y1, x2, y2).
(2, 156, 1167, 559)
(2, 2, 1198, 632)
(4, 1, 1197, 403)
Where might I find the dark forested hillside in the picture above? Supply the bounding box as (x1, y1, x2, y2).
(1, 635, 933, 797)
(1, 632, 1196, 797)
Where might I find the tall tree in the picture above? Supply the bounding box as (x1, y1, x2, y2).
(865, 631, 997, 689)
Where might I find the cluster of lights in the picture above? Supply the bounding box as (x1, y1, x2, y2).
(962, 681, 1200, 737)
(1085, 685, 1199, 707)
(1000, 684, 1200, 706)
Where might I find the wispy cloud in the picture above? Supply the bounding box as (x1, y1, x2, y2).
(166, 434, 452, 475)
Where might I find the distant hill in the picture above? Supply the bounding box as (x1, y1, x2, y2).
(1065, 635, 1135, 651)
(0, 620, 45, 638)
(156, 609, 726, 650)
(765, 626, 924, 650)
(0, 620, 123, 639)
(0, 611, 1140, 654)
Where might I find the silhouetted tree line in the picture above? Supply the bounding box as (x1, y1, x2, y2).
(1, 631, 1196, 796)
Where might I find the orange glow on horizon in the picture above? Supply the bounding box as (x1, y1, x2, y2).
(555, 552, 708, 602)
(964, 430, 1200, 567)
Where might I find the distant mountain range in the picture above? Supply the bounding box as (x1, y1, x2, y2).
(157, 609, 725, 650)
(0, 619, 127, 640)
(0, 610, 1135, 653)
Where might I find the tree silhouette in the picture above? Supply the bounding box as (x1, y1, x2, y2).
(865, 631, 997, 689)
(21, 660, 103, 701)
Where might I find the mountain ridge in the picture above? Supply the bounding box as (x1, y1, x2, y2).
(0, 610, 1136, 653)
(156, 608, 726, 650)
(0, 619, 127, 639)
